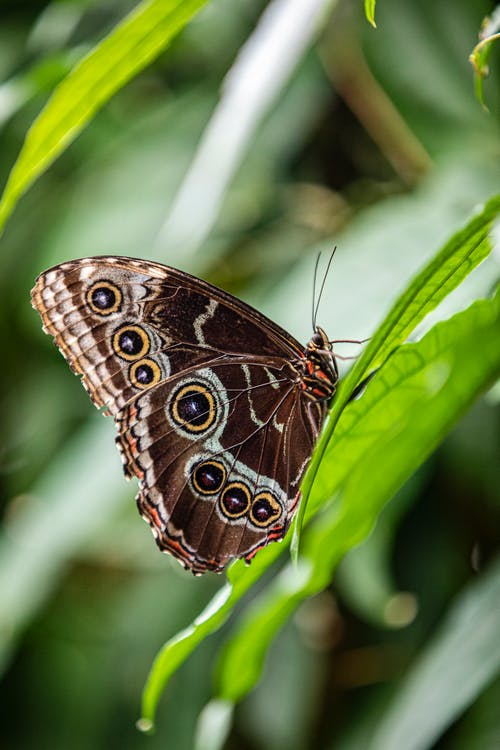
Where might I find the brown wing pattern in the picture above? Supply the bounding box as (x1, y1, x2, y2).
(31, 255, 327, 573)
(31, 256, 304, 416)
(117, 360, 325, 573)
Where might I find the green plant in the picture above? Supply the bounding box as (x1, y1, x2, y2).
(1, 1, 499, 749)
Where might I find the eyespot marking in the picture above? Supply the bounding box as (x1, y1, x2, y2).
(192, 460, 226, 495)
(86, 280, 122, 315)
(169, 382, 216, 434)
(113, 324, 150, 361)
(250, 491, 282, 528)
(129, 358, 161, 389)
(219, 482, 251, 519)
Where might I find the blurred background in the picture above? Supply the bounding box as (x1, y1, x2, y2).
(0, 0, 499, 748)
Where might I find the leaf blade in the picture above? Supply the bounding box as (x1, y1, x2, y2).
(297, 194, 500, 545)
(139, 544, 283, 728)
(0, 0, 208, 234)
(142, 195, 500, 715)
(215, 290, 500, 701)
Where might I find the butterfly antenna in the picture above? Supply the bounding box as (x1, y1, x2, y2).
(313, 246, 336, 329)
(311, 252, 321, 330)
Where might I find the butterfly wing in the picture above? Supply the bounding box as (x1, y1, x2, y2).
(118, 360, 324, 573)
(31, 256, 303, 416)
(31, 256, 325, 573)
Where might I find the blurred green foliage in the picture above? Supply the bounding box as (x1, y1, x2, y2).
(0, 1, 499, 749)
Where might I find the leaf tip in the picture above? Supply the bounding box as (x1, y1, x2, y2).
(364, 0, 377, 27)
(136, 717, 154, 735)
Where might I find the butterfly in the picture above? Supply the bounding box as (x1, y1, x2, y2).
(31, 256, 338, 574)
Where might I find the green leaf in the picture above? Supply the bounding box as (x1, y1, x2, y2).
(139, 544, 283, 728)
(0, 0, 209, 235)
(370, 555, 500, 750)
(364, 0, 377, 28)
(293, 193, 500, 555)
(215, 290, 500, 702)
(215, 560, 315, 703)
(141, 196, 500, 719)
(469, 9, 500, 110)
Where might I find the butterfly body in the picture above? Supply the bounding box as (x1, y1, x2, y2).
(31, 256, 337, 574)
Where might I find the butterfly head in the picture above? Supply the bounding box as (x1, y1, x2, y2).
(309, 326, 331, 352)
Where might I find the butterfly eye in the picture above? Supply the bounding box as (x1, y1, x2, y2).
(113, 324, 150, 361)
(219, 482, 251, 519)
(192, 460, 226, 495)
(250, 492, 282, 528)
(86, 280, 122, 315)
(311, 330, 324, 347)
(169, 382, 217, 434)
(129, 358, 161, 389)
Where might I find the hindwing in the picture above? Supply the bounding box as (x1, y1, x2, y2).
(117, 360, 324, 573)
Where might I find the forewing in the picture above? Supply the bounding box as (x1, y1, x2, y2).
(31, 256, 303, 416)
